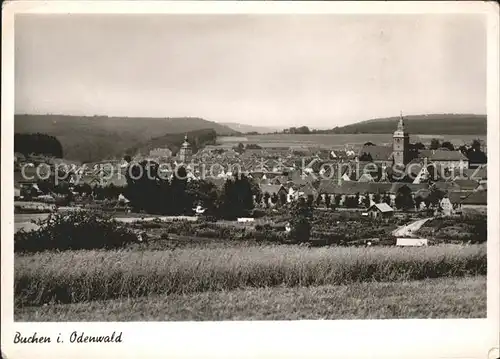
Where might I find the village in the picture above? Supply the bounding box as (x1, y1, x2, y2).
(10, 10, 491, 323)
(14, 114, 487, 247)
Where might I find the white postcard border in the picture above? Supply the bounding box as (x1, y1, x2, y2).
(2, 2, 499, 359)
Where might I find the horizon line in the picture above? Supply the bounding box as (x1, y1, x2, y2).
(14, 112, 488, 131)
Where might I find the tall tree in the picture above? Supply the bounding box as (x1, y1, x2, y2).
(395, 186, 414, 211)
(430, 138, 441, 150)
(440, 141, 455, 151)
(325, 194, 331, 208)
(220, 173, 255, 219)
(363, 192, 371, 208)
(289, 197, 313, 243)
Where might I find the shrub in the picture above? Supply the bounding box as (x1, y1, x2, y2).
(250, 209, 266, 218)
(15, 211, 137, 253)
(200, 215, 218, 223)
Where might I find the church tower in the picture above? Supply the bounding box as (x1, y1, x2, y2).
(393, 111, 410, 166)
(179, 134, 192, 163)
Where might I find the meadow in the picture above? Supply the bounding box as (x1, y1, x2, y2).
(15, 244, 486, 308)
(16, 276, 486, 321)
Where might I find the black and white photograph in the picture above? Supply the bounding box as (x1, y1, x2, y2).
(2, 1, 499, 358)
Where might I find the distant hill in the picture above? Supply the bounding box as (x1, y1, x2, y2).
(220, 122, 283, 134)
(125, 128, 217, 158)
(14, 114, 239, 162)
(318, 114, 487, 135)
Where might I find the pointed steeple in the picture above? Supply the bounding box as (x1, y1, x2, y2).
(397, 110, 405, 132)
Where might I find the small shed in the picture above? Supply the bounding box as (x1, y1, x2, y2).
(237, 217, 255, 223)
(367, 203, 394, 219)
(396, 238, 429, 247)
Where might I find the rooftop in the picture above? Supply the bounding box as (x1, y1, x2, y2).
(369, 202, 394, 213)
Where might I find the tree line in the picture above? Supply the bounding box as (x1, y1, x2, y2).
(15, 133, 64, 158)
(122, 161, 260, 219)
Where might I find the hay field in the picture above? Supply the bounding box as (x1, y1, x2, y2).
(16, 276, 486, 321)
(15, 244, 486, 308)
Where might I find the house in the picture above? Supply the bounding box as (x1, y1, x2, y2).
(452, 179, 480, 192)
(149, 147, 173, 158)
(367, 203, 394, 219)
(449, 190, 487, 214)
(260, 184, 288, 206)
(439, 197, 454, 216)
(427, 150, 469, 170)
(358, 173, 375, 183)
(357, 145, 393, 165)
(411, 164, 431, 184)
(330, 150, 353, 160)
(297, 182, 317, 202)
(459, 190, 487, 214)
(431, 181, 461, 193)
(316, 181, 394, 206)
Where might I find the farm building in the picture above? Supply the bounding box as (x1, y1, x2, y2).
(260, 184, 288, 206)
(367, 203, 394, 219)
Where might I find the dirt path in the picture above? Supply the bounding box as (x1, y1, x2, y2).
(392, 217, 433, 237)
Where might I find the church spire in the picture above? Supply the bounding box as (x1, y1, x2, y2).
(397, 111, 405, 131)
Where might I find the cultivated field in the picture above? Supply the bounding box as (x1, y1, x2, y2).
(217, 134, 487, 149)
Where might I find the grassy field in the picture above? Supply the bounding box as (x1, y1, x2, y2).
(15, 244, 486, 307)
(16, 276, 486, 321)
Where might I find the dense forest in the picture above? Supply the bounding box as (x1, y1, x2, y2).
(280, 114, 486, 135)
(15, 115, 238, 162)
(14, 133, 64, 158)
(315, 114, 487, 135)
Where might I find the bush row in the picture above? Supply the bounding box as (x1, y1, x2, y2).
(15, 211, 138, 253)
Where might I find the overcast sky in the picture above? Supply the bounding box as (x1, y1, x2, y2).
(15, 14, 486, 128)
